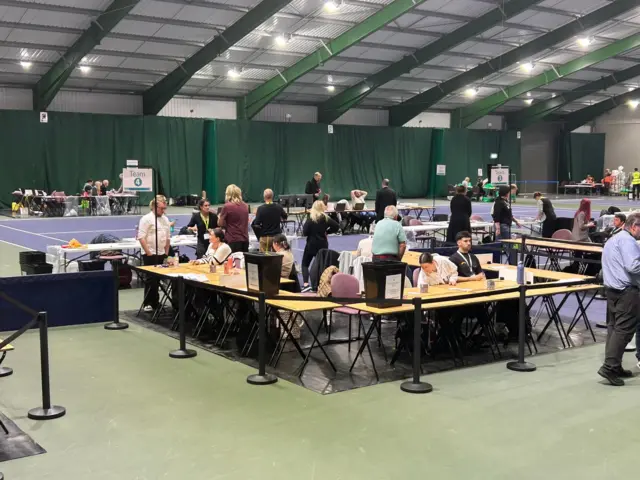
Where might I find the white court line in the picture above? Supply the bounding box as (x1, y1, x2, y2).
(40, 229, 133, 235)
(0, 239, 33, 250)
(0, 224, 68, 243)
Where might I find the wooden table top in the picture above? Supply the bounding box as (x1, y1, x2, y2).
(482, 263, 591, 281)
(502, 238, 603, 253)
(0, 338, 14, 352)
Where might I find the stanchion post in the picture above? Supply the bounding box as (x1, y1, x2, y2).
(247, 292, 277, 385)
(507, 235, 536, 372)
(401, 297, 433, 394)
(28, 312, 66, 420)
(170, 276, 197, 359)
(105, 258, 128, 330)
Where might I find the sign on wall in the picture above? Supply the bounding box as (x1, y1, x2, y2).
(122, 168, 153, 192)
(436, 164, 446, 176)
(490, 166, 509, 185)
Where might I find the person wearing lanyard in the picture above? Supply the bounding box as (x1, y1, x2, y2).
(599, 212, 640, 386)
(187, 199, 218, 259)
(448, 231, 486, 283)
(492, 185, 521, 241)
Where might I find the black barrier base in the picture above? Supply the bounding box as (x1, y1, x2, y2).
(507, 361, 537, 372)
(400, 380, 433, 394)
(27, 405, 66, 420)
(0, 366, 13, 377)
(246, 373, 277, 385)
(104, 322, 129, 331)
(169, 349, 197, 359)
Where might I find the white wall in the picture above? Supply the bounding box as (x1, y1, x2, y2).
(253, 103, 316, 123)
(468, 115, 503, 130)
(572, 125, 592, 133)
(403, 112, 450, 128)
(158, 97, 235, 119)
(594, 104, 640, 172)
(333, 108, 388, 126)
(0, 87, 32, 110)
(49, 91, 142, 115)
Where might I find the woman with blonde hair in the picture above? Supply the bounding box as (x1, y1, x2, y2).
(219, 184, 249, 253)
(301, 200, 339, 290)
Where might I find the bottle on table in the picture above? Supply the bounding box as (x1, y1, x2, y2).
(516, 260, 524, 285)
(174, 252, 179, 267)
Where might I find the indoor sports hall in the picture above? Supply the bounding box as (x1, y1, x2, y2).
(1, 0, 640, 479)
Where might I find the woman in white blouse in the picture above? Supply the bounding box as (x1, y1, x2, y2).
(190, 228, 232, 265)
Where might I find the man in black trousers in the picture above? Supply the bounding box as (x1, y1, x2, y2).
(374, 178, 397, 223)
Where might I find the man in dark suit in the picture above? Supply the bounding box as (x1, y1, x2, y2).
(305, 172, 322, 200)
(374, 178, 397, 222)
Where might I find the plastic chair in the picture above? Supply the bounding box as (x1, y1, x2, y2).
(409, 219, 422, 226)
(412, 267, 421, 287)
(471, 214, 485, 222)
(552, 229, 572, 240)
(329, 273, 364, 350)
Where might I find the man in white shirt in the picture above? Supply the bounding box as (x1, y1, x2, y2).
(356, 236, 373, 258)
(417, 252, 458, 287)
(137, 196, 171, 312)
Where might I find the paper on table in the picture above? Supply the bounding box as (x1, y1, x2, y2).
(247, 263, 260, 291)
(386, 274, 402, 300)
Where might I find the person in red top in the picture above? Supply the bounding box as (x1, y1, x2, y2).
(219, 184, 249, 253)
(602, 169, 613, 196)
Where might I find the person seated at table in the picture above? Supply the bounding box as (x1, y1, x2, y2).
(348, 189, 374, 233)
(602, 170, 613, 195)
(533, 192, 557, 238)
(190, 228, 232, 266)
(92, 181, 102, 196)
(252, 189, 287, 252)
(272, 234, 295, 280)
(461, 177, 471, 189)
(83, 179, 93, 195)
(448, 231, 486, 283)
(372, 205, 406, 262)
(607, 213, 626, 237)
(572, 198, 595, 242)
(101, 180, 109, 195)
(417, 252, 458, 287)
(187, 198, 218, 258)
(584, 175, 595, 184)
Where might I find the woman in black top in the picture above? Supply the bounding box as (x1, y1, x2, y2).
(301, 200, 339, 289)
(533, 192, 557, 238)
(447, 185, 472, 244)
(187, 199, 219, 258)
(492, 185, 520, 240)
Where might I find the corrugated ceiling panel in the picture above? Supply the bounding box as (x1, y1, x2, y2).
(5, 29, 78, 46)
(19, 10, 90, 29)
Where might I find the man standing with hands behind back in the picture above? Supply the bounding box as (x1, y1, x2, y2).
(375, 178, 397, 223)
(305, 172, 322, 201)
(137, 196, 171, 313)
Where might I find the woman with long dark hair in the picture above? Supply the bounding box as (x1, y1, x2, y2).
(187, 198, 218, 258)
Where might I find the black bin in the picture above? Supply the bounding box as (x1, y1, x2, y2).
(78, 260, 106, 272)
(362, 261, 407, 308)
(244, 253, 283, 297)
(19, 251, 46, 265)
(22, 263, 53, 275)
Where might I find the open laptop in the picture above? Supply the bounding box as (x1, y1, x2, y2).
(334, 203, 346, 212)
(353, 203, 365, 211)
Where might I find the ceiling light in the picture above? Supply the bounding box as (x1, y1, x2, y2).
(324, 0, 340, 11)
(228, 68, 240, 78)
(327, 75, 333, 83)
(520, 62, 534, 73)
(464, 87, 478, 98)
(526, 92, 531, 97)
(577, 37, 592, 48)
(326, 85, 335, 92)
(20, 61, 32, 69)
(628, 100, 639, 109)
(79, 65, 91, 73)
(524, 98, 533, 105)
(275, 33, 290, 47)
(551, 93, 556, 98)
(628, 86, 636, 92)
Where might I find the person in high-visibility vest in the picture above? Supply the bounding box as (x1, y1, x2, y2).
(632, 168, 640, 201)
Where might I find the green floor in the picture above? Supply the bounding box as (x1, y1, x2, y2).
(1, 199, 639, 479)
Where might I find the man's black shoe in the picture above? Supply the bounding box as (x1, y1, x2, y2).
(598, 367, 625, 386)
(613, 367, 634, 378)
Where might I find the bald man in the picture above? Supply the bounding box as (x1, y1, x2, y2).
(252, 188, 288, 252)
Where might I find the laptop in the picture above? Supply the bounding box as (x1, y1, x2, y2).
(353, 203, 365, 211)
(334, 203, 346, 212)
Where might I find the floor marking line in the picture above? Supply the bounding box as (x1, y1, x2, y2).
(39, 229, 133, 235)
(0, 239, 33, 250)
(0, 224, 68, 243)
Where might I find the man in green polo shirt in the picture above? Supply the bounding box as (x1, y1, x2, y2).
(372, 205, 406, 261)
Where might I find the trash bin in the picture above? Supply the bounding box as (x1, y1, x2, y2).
(362, 260, 407, 308)
(244, 252, 283, 297)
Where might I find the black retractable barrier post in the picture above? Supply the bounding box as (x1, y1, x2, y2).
(28, 312, 66, 420)
(401, 297, 433, 394)
(105, 259, 129, 330)
(247, 292, 277, 385)
(507, 235, 536, 372)
(170, 276, 197, 359)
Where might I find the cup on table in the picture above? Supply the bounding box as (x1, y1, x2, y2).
(209, 264, 216, 273)
(486, 279, 495, 290)
(420, 284, 428, 294)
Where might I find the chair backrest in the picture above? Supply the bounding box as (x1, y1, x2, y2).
(401, 215, 415, 226)
(552, 229, 572, 241)
(409, 219, 422, 226)
(471, 214, 484, 222)
(412, 267, 420, 287)
(330, 273, 360, 299)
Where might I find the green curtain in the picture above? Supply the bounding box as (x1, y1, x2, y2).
(559, 132, 605, 182)
(206, 120, 433, 203)
(0, 111, 205, 205)
(440, 129, 521, 194)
